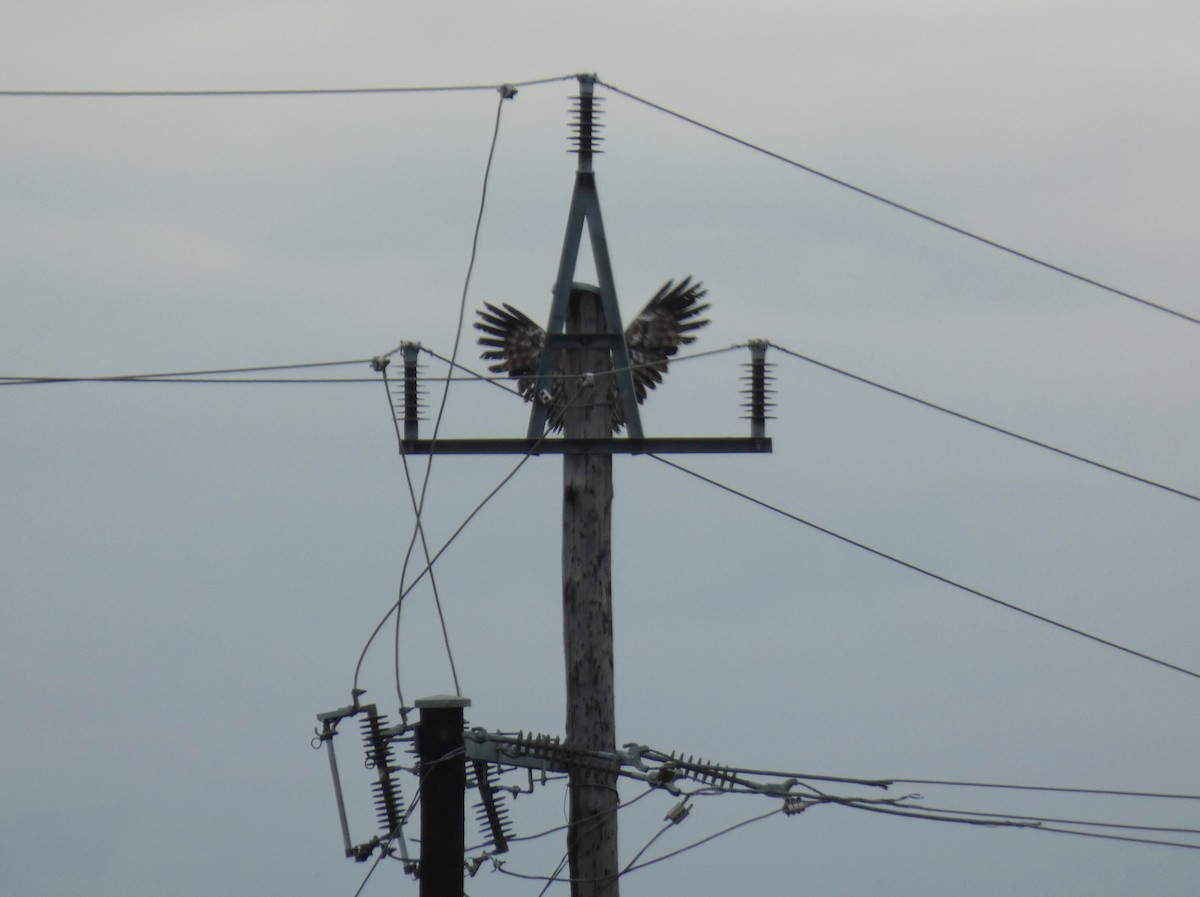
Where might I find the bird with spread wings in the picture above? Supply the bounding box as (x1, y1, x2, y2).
(474, 277, 710, 433)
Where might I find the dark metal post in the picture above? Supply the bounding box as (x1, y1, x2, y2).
(415, 695, 470, 897)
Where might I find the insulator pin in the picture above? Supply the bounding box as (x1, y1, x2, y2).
(569, 75, 604, 168)
(400, 343, 424, 441)
(742, 340, 775, 439)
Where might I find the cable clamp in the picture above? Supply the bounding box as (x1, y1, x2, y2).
(664, 799, 691, 825)
(783, 796, 813, 815)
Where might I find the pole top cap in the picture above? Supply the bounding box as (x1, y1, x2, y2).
(414, 694, 472, 709)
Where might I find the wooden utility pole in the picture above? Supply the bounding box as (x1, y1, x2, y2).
(394, 73, 772, 897)
(562, 287, 620, 896)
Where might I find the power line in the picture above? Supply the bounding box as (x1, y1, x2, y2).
(886, 778, 1200, 801)
(620, 807, 784, 877)
(493, 808, 785, 886)
(391, 87, 512, 704)
(886, 802, 1200, 837)
(769, 342, 1200, 505)
(349, 445, 537, 694)
(354, 90, 512, 704)
(835, 798, 1200, 851)
(350, 380, 594, 695)
(649, 454, 1200, 683)
(378, 365, 460, 707)
(0, 358, 371, 385)
(596, 80, 1200, 329)
(0, 74, 580, 98)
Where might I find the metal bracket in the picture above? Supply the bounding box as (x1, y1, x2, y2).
(312, 698, 413, 864)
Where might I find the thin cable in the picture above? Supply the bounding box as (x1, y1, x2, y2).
(534, 852, 570, 897)
(1, 376, 384, 384)
(889, 802, 1200, 837)
(351, 849, 388, 897)
(621, 817, 677, 875)
(1030, 825, 1200, 851)
(383, 88, 510, 704)
(679, 762, 1200, 801)
(492, 808, 782, 885)
(597, 80, 1200, 329)
(349, 378, 590, 693)
(0, 74, 579, 98)
(650, 454, 1200, 683)
(0, 358, 371, 385)
(419, 343, 746, 403)
(620, 807, 783, 877)
(351, 448, 533, 693)
(837, 799, 1200, 850)
(503, 786, 657, 850)
(887, 778, 1200, 801)
(422, 89, 509, 445)
(378, 366, 461, 705)
(770, 342, 1200, 505)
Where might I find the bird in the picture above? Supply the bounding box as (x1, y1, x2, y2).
(475, 277, 710, 433)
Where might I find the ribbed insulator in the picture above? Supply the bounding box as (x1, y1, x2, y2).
(372, 777, 406, 833)
(400, 343, 426, 440)
(568, 93, 605, 157)
(472, 761, 513, 853)
(741, 341, 775, 438)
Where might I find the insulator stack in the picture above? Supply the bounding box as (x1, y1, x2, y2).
(471, 761, 513, 854)
(742, 339, 775, 439)
(360, 706, 406, 835)
(668, 751, 740, 791)
(568, 74, 604, 169)
(400, 342, 425, 442)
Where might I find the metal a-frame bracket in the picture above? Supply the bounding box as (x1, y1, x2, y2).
(526, 75, 642, 439)
(398, 73, 772, 457)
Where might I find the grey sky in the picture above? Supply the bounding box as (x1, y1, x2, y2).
(3, 3, 1199, 895)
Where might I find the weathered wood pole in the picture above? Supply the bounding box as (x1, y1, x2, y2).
(562, 285, 620, 897)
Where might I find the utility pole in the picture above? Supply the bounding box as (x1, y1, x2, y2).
(561, 286, 619, 895)
(393, 72, 773, 896)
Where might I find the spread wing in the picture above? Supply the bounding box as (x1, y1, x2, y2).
(475, 302, 547, 402)
(623, 277, 710, 403)
(476, 277, 709, 434)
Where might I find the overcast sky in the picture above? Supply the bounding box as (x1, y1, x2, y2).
(3, 3, 1199, 896)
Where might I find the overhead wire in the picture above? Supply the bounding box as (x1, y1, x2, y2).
(648, 454, 1200, 683)
(350, 373, 593, 695)
(479, 746, 1200, 886)
(885, 777, 1200, 801)
(378, 363, 460, 708)
(882, 802, 1200, 838)
(379, 85, 513, 707)
(596, 79, 1200, 329)
(618, 806, 784, 878)
(0, 74, 580, 98)
(768, 342, 1200, 505)
(0, 358, 371, 385)
(834, 797, 1200, 851)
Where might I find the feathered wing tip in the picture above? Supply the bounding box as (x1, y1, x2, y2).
(624, 276, 711, 403)
(474, 303, 543, 371)
(474, 302, 548, 406)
